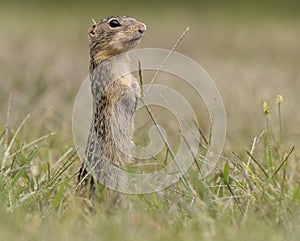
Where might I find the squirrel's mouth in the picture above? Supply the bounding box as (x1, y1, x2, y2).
(129, 34, 143, 43)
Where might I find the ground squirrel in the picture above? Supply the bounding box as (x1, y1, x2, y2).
(77, 16, 146, 197)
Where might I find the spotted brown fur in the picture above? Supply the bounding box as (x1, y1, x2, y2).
(77, 16, 146, 201)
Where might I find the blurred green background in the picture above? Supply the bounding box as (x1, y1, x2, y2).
(1, 0, 300, 149)
(0, 1, 300, 241)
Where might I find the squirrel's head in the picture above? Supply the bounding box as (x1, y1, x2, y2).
(88, 16, 146, 63)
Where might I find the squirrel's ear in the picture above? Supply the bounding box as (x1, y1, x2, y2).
(89, 19, 97, 38)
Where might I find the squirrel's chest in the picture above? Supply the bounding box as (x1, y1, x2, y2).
(118, 76, 140, 114)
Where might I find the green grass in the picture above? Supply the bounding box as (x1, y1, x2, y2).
(1, 91, 299, 240)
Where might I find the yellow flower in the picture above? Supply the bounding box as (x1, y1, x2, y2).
(276, 94, 284, 104)
(262, 100, 270, 115)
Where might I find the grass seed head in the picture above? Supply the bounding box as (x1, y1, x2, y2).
(276, 94, 284, 104)
(262, 100, 270, 115)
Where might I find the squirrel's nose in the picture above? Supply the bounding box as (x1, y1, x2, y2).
(138, 23, 147, 34)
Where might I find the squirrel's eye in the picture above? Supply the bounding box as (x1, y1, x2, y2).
(108, 19, 121, 28)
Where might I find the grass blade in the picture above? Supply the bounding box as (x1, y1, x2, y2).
(52, 179, 67, 209)
(12, 139, 45, 186)
(2, 114, 30, 170)
(271, 146, 294, 179)
(246, 150, 269, 179)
